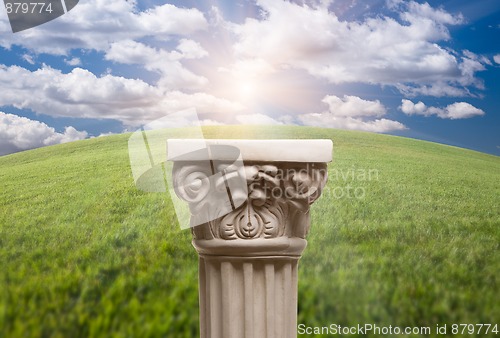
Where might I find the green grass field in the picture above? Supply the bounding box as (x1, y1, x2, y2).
(1, 126, 499, 337)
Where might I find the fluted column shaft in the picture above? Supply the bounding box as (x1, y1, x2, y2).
(198, 256, 298, 338)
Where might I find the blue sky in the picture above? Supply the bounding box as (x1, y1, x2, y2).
(0, 0, 499, 156)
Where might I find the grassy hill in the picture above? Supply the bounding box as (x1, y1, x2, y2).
(1, 126, 499, 337)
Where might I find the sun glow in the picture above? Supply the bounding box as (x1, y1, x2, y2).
(237, 81, 257, 101)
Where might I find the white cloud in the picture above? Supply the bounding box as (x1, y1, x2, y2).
(444, 102, 484, 119)
(199, 119, 226, 126)
(0, 112, 87, 155)
(400, 99, 485, 119)
(393, 0, 463, 26)
(105, 39, 208, 89)
(22, 54, 35, 65)
(395, 82, 473, 97)
(159, 91, 245, 119)
(0, 65, 243, 126)
(65, 57, 81, 66)
(176, 39, 209, 59)
(231, 0, 487, 96)
(462, 50, 491, 66)
(0, 0, 208, 54)
(298, 114, 407, 133)
(104, 40, 158, 65)
(322, 95, 386, 118)
(494, 54, 500, 64)
(297, 95, 406, 132)
(137, 4, 208, 37)
(97, 132, 116, 138)
(400, 99, 427, 115)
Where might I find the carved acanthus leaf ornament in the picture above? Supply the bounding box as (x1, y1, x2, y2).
(173, 161, 328, 240)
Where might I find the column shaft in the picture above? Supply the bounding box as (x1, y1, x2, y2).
(198, 256, 299, 338)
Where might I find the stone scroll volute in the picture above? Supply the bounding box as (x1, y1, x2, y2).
(172, 161, 328, 241)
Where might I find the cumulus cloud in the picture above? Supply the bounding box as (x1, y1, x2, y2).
(494, 54, 500, 64)
(322, 95, 386, 118)
(298, 114, 407, 132)
(390, 0, 463, 26)
(400, 99, 427, 115)
(231, 0, 487, 96)
(0, 0, 208, 54)
(97, 132, 116, 138)
(176, 39, 210, 59)
(0, 65, 243, 126)
(400, 99, 485, 119)
(65, 58, 81, 66)
(105, 39, 208, 89)
(22, 54, 35, 65)
(0, 1, 212, 102)
(297, 95, 406, 132)
(0, 112, 87, 155)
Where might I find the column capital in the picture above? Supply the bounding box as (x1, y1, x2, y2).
(170, 139, 332, 257)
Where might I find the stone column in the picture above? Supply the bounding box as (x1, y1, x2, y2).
(169, 139, 332, 338)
